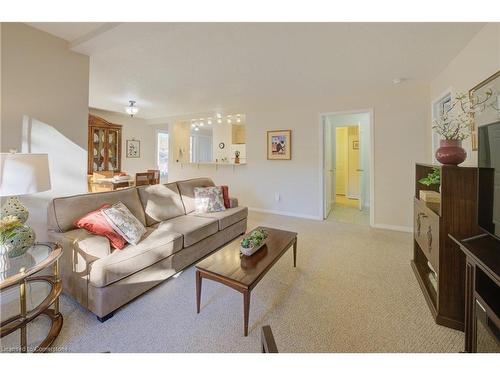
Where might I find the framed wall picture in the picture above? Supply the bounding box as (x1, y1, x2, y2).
(469, 70, 500, 151)
(353, 140, 359, 150)
(267, 130, 292, 160)
(126, 139, 140, 158)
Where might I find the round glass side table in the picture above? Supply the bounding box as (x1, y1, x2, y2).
(0, 242, 63, 353)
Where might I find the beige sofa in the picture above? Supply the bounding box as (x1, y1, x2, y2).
(47, 178, 247, 321)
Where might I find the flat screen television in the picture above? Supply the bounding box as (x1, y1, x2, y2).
(478, 121, 500, 240)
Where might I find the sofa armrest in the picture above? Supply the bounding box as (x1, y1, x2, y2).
(48, 229, 111, 308)
(229, 197, 239, 208)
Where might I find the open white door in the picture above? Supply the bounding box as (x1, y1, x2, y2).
(323, 117, 336, 219)
(358, 123, 365, 211)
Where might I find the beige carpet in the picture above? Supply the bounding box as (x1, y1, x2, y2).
(3, 211, 464, 352)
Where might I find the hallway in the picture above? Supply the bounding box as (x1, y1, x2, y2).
(327, 195, 369, 225)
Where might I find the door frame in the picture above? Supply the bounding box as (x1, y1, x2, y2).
(318, 109, 375, 226)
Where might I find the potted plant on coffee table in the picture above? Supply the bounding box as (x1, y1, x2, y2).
(240, 228, 268, 256)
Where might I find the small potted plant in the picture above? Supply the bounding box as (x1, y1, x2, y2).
(240, 228, 268, 256)
(418, 167, 440, 188)
(433, 90, 492, 165)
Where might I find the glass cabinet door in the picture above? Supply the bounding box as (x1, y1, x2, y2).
(108, 129, 120, 171)
(92, 128, 106, 172)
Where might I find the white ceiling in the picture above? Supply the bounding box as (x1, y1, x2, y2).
(27, 22, 109, 43)
(27, 23, 485, 119)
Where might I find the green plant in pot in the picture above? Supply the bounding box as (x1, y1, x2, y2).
(240, 229, 268, 256)
(418, 167, 440, 188)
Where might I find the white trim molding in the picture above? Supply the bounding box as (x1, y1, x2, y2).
(371, 223, 413, 233)
(248, 207, 322, 221)
(318, 108, 375, 226)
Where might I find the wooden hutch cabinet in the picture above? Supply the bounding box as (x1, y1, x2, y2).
(88, 114, 122, 174)
(411, 163, 482, 331)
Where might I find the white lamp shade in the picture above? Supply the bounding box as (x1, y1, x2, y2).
(0, 153, 51, 196)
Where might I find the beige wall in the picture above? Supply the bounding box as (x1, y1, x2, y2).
(430, 23, 500, 166)
(1, 23, 90, 241)
(165, 82, 430, 229)
(89, 108, 168, 176)
(1, 23, 89, 152)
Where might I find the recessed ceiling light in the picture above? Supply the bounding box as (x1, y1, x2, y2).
(392, 78, 405, 84)
(207, 118, 212, 125)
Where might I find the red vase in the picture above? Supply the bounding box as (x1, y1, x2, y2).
(435, 139, 467, 166)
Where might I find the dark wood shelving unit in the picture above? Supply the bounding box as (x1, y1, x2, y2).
(411, 163, 482, 331)
(450, 234, 500, 352)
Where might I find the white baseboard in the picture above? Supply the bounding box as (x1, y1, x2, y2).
(248, 207, 322, 221)
(371, 223, 413, 233)
(248, 207, 412, 232)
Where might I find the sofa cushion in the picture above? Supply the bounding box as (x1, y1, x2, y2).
(191, 206, 248, 230)
(156, 215, 218, 247)
(63, 229, 112, 260)
(89, 226, 183, 287)
(48, 188, 146, 232)
(137, 183, 185, 226)
(176, 178, 215, 214)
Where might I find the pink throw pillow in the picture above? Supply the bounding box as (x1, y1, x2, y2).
(74, 204, 126, 249)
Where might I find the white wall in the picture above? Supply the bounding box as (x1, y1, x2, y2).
(430, 23, 500, 166)
(164, 82, 429, 228)
(89, 108, 168, 176)
(1, 23, 90, 241)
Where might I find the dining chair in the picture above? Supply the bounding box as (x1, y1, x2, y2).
(135, 172, 155, 186)
(147, 169, 160, 184)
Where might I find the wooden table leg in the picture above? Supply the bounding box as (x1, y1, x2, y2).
(196, 270, 202, 314)
(243, 290, 250, 337)
(293, 238, 297, 268)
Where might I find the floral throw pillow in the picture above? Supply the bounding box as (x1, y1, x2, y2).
(102, 202, 147, 245)
(194, 187, 226, 213)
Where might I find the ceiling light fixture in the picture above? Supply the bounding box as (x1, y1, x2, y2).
(236, 114, 241, 123)
(207, 118, 212, 125)
(227, 115, 232, 124)
(125, 100, 139, 117)
(392, 78, 405, 85)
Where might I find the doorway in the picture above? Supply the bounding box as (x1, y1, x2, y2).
(320, 110, 373, 226)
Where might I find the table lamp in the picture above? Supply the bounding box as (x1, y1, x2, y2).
(0, 152, 51, 258)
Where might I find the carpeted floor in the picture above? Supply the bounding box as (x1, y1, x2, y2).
(2, 211, 464, 352)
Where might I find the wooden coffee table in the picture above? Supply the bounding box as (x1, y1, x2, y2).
(195, 226, 297, 336)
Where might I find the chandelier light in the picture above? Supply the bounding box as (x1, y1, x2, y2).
(125, 100, 139, 117)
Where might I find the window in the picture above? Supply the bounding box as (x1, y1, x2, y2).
(432, 91, 452, 163)
(156, 130, 169, 180)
